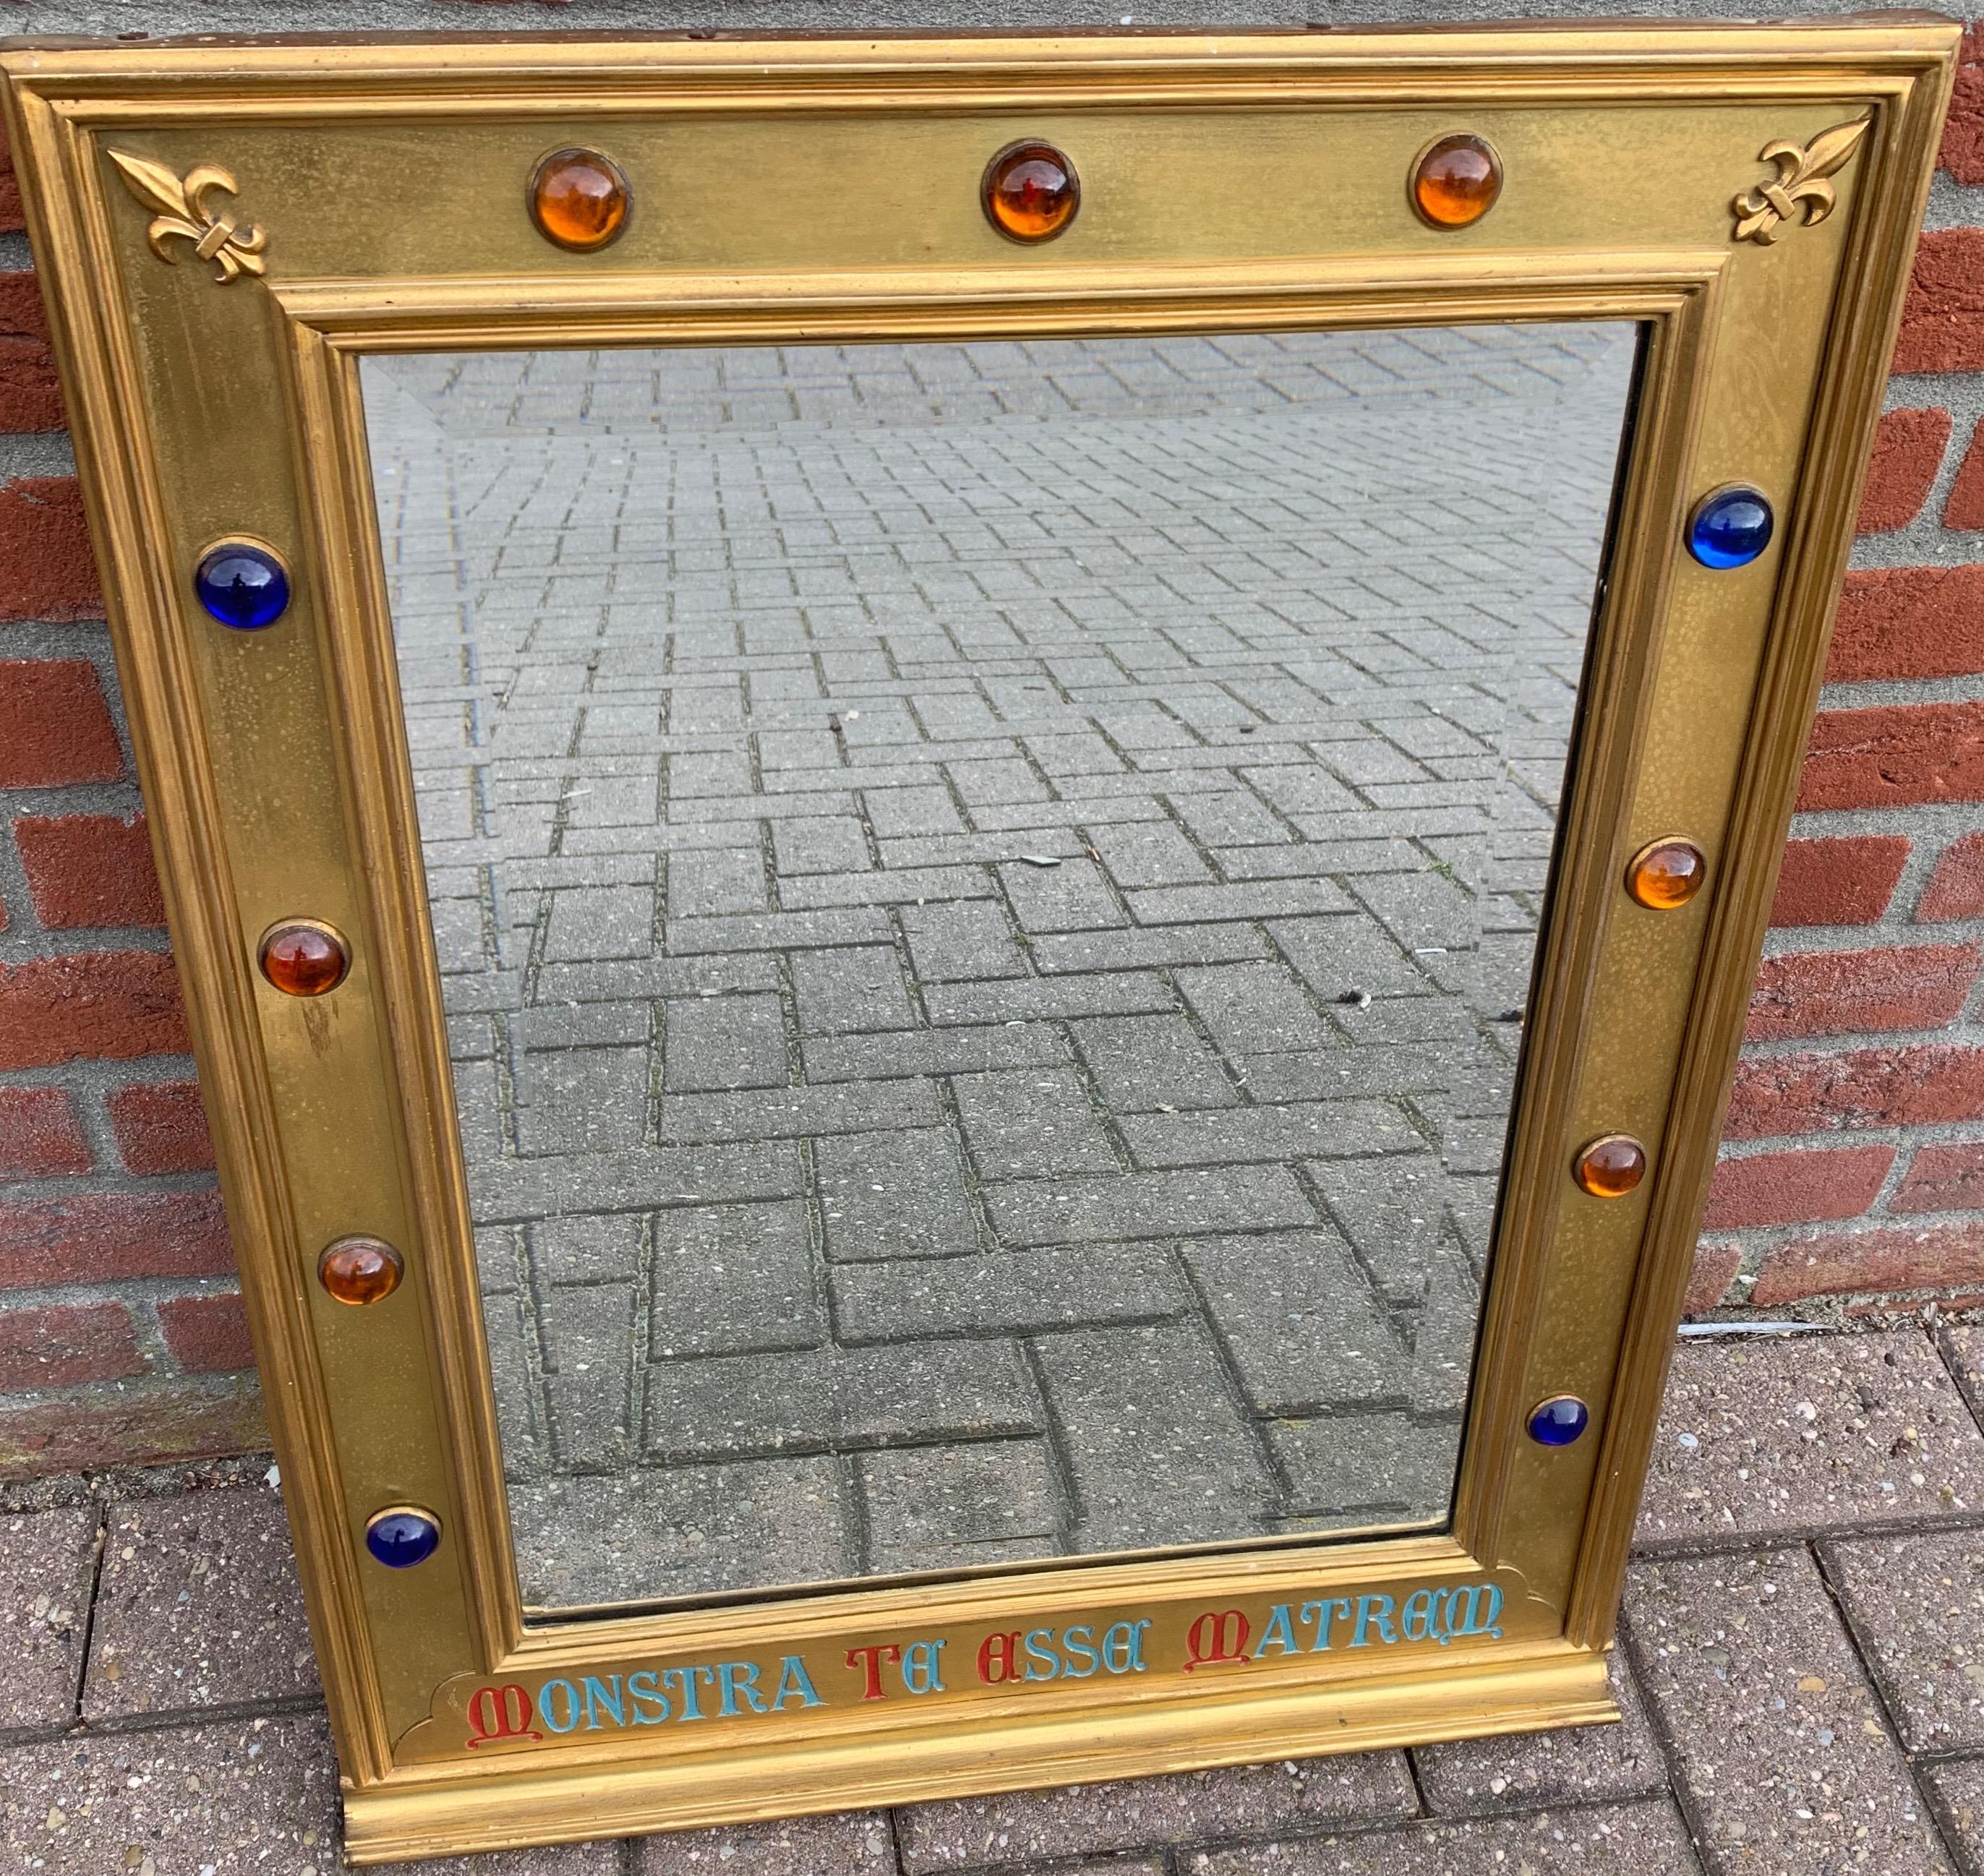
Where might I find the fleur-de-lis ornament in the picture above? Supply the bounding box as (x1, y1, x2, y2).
(107, 150, 267, 283)
(1732, 118, 1869, 246)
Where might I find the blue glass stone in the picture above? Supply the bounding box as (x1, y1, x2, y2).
(1527, 1395, 1590, 1447)
(1687, 485, 1774, 569)
(365, 1507, 441, 1569)
(194, 541, 291, 629)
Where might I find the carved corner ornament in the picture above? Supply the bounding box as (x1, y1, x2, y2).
(108, 150, 267, 283)
(1733, 118, 1870, 246)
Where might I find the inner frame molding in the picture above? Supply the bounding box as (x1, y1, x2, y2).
(0, 20, 1955, 1862)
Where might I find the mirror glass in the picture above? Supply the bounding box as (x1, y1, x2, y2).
(361, 322, 1638, 1611)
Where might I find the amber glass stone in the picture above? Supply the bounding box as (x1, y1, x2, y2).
(259, 921, 349, 998)
(529, 148, 630, 252)
(319, 1235, 403, 1306)
(1575, 1134, 1648, 1199)
(983, 141, 1079, 243)
(1626, 837, 1708, 910)
(1412, 134, 1502, 228)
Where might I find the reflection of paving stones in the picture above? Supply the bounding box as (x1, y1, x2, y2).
(365, 323, 1634, 1608)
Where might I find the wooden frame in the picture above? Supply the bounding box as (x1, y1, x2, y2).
(0, 21, 1954, 1862)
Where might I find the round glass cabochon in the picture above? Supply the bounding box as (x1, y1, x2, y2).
(1688, 486, 1774, 569)
(194, 541, 291, 629)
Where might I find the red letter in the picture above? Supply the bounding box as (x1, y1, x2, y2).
(1183, 1610, 1252, 1672)
(844, 1642, 902, 1700)
(976, 1630, 1022, 1684)
(466, 1683, 542, 1747)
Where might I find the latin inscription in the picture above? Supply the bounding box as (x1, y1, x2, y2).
(458, 1581, 1505, 1752)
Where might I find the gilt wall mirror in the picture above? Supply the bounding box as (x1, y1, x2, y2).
(0, 20, 1956, 1860)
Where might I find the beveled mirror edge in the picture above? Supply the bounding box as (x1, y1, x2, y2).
(0, 20, 1956, 1862)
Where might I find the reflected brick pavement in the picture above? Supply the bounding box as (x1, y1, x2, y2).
(363, 326, 1635, 1606)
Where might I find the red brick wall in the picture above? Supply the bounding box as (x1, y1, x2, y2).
(1, 33, 1982, 1475)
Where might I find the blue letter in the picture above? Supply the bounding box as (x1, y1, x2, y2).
(1060, 1626, 1099, 1679)
(1299, 1599, 1350, 1651)
(1252, 1603, 1299, 1658)
(661, 1665, 717, 1721)
(717, 1661, 766, 1716)
(1350, 1596, 1399, 1648)
(538, 1679, 580, 1734)
(902, 1640, 946, 1695)
(627, 1670, 670, 1724)
(772, 1656, 824, 1710)
(580, 1674, 624, 1731)
(1101, 1620, 1151, 1674)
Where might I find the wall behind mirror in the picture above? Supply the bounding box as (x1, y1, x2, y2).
(359, 323, 1638, 1611)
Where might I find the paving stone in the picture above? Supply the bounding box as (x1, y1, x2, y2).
(532, 1210, 647, 1285)
(1824, 1528, 1984, 1752)
(665, 991, 790, 1091)
(1637, 1329, 1984, 1546)
(1132, 879, 1353, 925)
(952, 1068, 1120, 1181)
(803, 1023, 1070, 1083)
(1182, 1230, 1407, 1413)
(790, 946, 918, 1034)
(515, 1045, 649, 1155)
(818, 1127, 979, 1261)
(510, 1458, 854, 1605)
(668, 907, 892, 956)
(0, 1507, 94, 1731)
(1306, 1153, 1456, 1304)
(860, 1439, 1062, 1572)
(1939, 1319, 1984, 1426)
(833, 1243, 1186, 1342)
(657, 1079, 942, 1145)
(1177, 961, 1338, 1055)
(1272, 1411, 1461, 1522)
(471, 1140, 802, 1224)
(985, 1167, 1317, 1247)
(1925, 1757, 1984, 1866)
(771, 814, 872, 877)
(897, 1752, 1416, 1870)
(1187, 1798, 1703, 1874)
(645, 1340, 1040, 1458)
(84, 1487, 316, 1719)
(1088, 816, 1215, 887)
(900, 899, 1029, 981)
(994, 857, 1128, 934)
(1352, 869, 1477, 953)
(633, 1809, 897, 1874)
(1414, 1648, 1667, 1812)
(1625, 1545, 1954, 1874)
(511, 1001, 653, 1050)
(922, 971, 1177, 1027)
(1033, 1320, 1278, 1550)
(1030, 924, 1268, 975)
(649, 1199, 822, 1357)
(1121, 1099, 1419, 1168)
(542, 1285, 638, 1467)
(546, 883, 654, 961)
(0, 1713, 340, 1875)
(1072, 1013, 1240, 1112)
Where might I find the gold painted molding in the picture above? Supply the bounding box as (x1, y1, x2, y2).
(0, 20, 1956, 1861)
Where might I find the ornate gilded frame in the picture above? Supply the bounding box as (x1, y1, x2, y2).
(0, 22, 1955, 1862)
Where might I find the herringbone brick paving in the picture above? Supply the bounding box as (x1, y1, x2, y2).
(360, 324, 1636, 1607)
